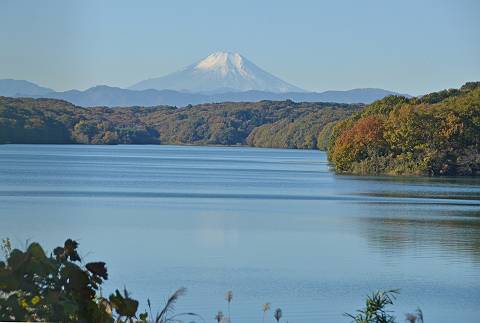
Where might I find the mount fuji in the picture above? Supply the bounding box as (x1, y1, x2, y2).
(130, 51, 305, 93)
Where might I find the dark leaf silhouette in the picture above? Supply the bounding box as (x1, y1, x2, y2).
(109, 288, 139, 319)
(274, 308, 282, 322)
(86, 261, 108, 280)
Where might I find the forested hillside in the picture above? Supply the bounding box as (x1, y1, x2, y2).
(247, 107, 353, 149)
(0, 97, 360, 148)
(328, 82, 480, 176)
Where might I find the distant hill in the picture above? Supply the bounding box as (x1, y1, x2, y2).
(28, 85, 408, 107)
(210, 88, 410, 105)
(39, 86, 207, 107)
(0, 79, 53, 97)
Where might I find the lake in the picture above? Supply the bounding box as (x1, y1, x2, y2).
(1, 144, 479, 322)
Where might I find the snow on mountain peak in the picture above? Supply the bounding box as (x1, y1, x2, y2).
(195, 51, 247, 77)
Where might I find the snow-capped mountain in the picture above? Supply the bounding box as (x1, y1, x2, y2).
(130, 51, 305, 93)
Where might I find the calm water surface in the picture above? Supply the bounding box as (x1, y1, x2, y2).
(1, 145, 479, 322)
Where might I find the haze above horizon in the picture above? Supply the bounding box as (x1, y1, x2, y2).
(1, 0, 479, 95)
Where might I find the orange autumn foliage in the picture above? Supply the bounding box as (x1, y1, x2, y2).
(330, 115, 386, 172)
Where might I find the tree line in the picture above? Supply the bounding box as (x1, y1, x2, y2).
(0, 97, 359, 148)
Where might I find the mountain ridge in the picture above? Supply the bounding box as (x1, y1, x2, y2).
(26, 85, 409, 107)
(0, 78, 411, 107)
(0, 80, 411, 107)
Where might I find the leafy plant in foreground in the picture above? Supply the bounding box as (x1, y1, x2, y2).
(345, 289, 399, 323)
(0, 238, 197, 323)
(0, 238, 112, 322)
(345, 290, 424, 323)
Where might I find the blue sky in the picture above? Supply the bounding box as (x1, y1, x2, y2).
(0, 0, 479, 95)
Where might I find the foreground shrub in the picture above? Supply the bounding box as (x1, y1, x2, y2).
(345, 289, 399, 323)
(346, 290, 424, 323)
(0, 238, 112, 322)
(0, 238, 197, 323)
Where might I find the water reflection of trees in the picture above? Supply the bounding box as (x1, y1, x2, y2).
(359, 210, 480, 264)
